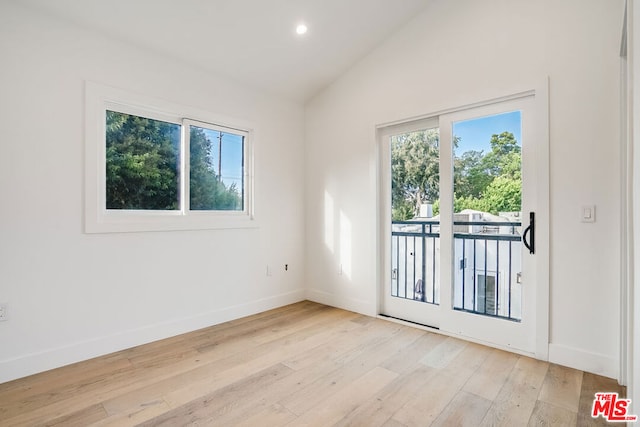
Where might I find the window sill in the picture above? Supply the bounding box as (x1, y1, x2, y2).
(85, 212, 258, 234)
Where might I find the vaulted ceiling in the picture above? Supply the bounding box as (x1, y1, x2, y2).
(19, 0, 433, 103)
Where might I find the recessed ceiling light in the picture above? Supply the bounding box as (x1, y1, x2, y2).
(296, 24, 308, 35)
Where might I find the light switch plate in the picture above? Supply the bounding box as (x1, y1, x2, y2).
(581, 205, 595, 223)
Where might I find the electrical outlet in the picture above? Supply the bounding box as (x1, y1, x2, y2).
(0, 304, 7, 322)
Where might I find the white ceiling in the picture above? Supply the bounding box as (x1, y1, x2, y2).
(19, 0, 433, 103)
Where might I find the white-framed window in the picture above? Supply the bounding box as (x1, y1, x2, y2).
(85, 82, 255, 233)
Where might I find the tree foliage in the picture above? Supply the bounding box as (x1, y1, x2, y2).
(105, 111, 242, 211)
(392, 129, 521, 220)
(391, 129, 440, 221)
(106, 111, 180, 210)
(189, 127, 242, 210)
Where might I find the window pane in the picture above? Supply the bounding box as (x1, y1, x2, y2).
(390, 128, 440, 305)
(105, 110, 180, 210)
(453, 111, 521, 215)
(189, 126, 244, 211)
(451, 111, 523, 320)
(391, 128, 440, 221)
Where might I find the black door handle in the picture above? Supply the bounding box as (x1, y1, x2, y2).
(522, 212, 535, 254)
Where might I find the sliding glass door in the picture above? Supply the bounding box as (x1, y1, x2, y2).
(380, 93, 546, 355)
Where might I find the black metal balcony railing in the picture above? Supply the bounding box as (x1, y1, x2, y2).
(391, 219, 523, 322)
(391, 221, 440, 305)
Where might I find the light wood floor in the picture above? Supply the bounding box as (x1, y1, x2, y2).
(0, 301, 625, 426)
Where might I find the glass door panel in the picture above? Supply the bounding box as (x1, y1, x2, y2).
(390, 128, 440, 305)
(438, 96, 537, 354)
(451, 111, 523, 322)
(381, 118, 442, 328)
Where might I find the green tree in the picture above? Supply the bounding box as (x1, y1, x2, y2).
(481, 176, 521, 214)
(481, 131, 521, 178)
(391, 129, 440, 220)
(106, 111, 180, 210)
(454, 150, 491, 199)
(189, 128, 242, 210)
(453, 131, 521, 215)
(403, 130, 522, 218)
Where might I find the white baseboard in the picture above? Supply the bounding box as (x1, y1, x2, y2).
(548, 343, 618, 380)
(306, 289, 376, 316)
(0, 290, 305, 384)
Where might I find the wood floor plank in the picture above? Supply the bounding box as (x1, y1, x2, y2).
(381, 419, 408, 427)
(287, 366, 399, 426)
(129, 301, 322, 365)
(0, 351, 131, 391)
(527, 400, 577, 427)
(172, 319, 386, 426)
(0, 304, 346, 426)
(282, 316, 401, 372)
(102, 307, 357, 417)
(390, 371, 468, 426)
(439, 341, 492, 380)
(161, 311, 361, 409)
(0, 354, 132, 412)
(419, 336, 468, 369)
(538, 363, 583, 413)
(333, 366, 436, 427)
(577, 372, 628, 427)
(0, 302, 625, 427)
(43, 403, 108, 427)
(479, 356, 549, 427)
(463, 348, 519, 401)
(234, 403, 297, 427)
(0, 305, 322, 425)
(279, 324, 422, 417)
(138, 363, 295, 426)
(250, 303, 336, 345)
(192, 302, 332, 354)
(431, 390, 492, 427)
(389, 338, 492, 426)
(201, 320, 397, 426)
(324, 319, 420, 367)
(380, 331, 447, 375)
(90, 400, 172, 427)
(106, 311, 344, 425)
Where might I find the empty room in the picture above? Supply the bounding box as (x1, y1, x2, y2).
(1, 0, 638, 425)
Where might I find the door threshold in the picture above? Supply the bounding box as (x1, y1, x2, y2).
(378, 313, 439, 330)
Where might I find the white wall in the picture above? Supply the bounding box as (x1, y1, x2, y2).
(305, 0, 624, 378)
(0, 2, 305, 383)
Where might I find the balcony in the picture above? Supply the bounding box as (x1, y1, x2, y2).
(391, 215, 523, 321)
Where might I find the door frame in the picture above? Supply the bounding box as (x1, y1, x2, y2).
(375, 81, 549, 360)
